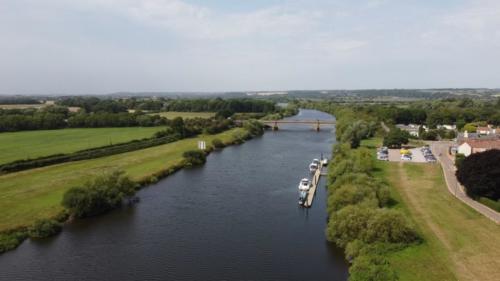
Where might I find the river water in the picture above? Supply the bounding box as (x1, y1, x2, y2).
(0, 109, 348, 281)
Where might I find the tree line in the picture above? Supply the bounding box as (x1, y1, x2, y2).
(56, 97, 277, 113)
(306, 103, 420, 281)
(0, 97, 279, 132)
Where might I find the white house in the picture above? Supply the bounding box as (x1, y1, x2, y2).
(477, 125, 498, 135)
(396, 124, 422, 137)
(437, 124, 456, 131)
(457, 140, 500, 156)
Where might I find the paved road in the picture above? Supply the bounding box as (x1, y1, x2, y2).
(430, 141, 500, 224)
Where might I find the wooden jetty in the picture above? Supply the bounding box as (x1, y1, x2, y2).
(303, 162, 324, 208)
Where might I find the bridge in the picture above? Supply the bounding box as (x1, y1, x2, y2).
(258, 119, 336, 131)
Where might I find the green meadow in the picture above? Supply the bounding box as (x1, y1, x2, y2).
(0, 127, 164, 165)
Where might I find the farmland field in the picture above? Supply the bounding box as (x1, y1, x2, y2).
(0, 104, 45, 109)
(0, 127, 165, 165)
(153, 111, 215, 119)
(0, 128, 247, 232)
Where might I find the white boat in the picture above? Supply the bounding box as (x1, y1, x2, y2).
(298, 190, 308, 205)
(312, 159, 320, 165)
(321, 158, 328, 166)
(309, 163, 318, 172)
(298, 178, 310, 191)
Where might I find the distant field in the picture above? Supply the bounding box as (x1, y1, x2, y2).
(369, 146, 500, 281)
(0, 128, 247, 231)
(0, 104, 44, 109)
(153, 112, 215, 119)
(0, 127, 164, 165)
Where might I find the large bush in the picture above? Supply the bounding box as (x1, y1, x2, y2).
(243, 119, 264, 136)
(349, 255, 398, 281)
(327, 184, 379, 214)
(62, 171, 137, 218)
(326, 206, 375, 247)
(183, 150, 207, 167)
(456, 149, 500, 200)
(364, 209, 419, 244)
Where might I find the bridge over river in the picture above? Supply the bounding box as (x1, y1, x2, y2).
(238, 119, 336, 131)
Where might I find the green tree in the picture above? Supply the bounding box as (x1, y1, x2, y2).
(455, 153, 465, 169)
(62, 170, 137, 218)
(462, 123, 477, 133)
(383, 128, 409, 148)
(456, 149, 500, 200)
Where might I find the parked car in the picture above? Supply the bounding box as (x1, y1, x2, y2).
(425, 155, 437, 162)
(401, 154, 412, 161)
(378, 154, 389, 161)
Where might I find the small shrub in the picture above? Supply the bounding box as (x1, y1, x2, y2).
(0, 230, 28, 253)
(28, 219, 62, 239)
(212, 138, 225, 149)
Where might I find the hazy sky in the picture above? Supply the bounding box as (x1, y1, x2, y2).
(1, 0, 499, 94)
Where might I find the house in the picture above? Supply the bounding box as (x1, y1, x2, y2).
(477, 125, 498, 135)
(457, 139, 500, 156)
(396, 124, 423, 137)
(456, 130, 500, 144)
(437, 124, 457, 131)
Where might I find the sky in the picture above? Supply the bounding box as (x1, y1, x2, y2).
(1, 0, 499, 94)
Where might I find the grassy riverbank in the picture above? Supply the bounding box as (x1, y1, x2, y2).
(0, 128, 248, 232)
(363, 139, 500, 281)
(0, 127, 164, 165)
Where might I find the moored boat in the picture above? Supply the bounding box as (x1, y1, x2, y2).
(298, 178, 310, 191)
(298, 190, 308, 205)
(309, 163, 318, 172)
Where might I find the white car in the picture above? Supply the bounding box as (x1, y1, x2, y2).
(401, 154, 412, 161)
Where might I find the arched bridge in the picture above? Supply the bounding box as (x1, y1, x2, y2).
(237, 119, 336, 131)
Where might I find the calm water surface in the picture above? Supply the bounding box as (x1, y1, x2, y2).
(0, 109, 348, 281)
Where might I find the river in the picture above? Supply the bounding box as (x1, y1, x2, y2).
(0, 109, 349, 281)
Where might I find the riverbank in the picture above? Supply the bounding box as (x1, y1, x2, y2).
(364, 138, 500, 281)
(0, 127, 252, 253)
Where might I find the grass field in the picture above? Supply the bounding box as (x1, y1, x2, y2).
(0, 104, 45, 109)
(366, 138, 500, 281)
(0, 127, 165, 165)
(0, 128, 247, 232)
(152, 112, 215, 119)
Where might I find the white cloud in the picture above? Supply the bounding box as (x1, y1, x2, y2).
(1, 0, 499, 93)
(423, 0, 500, 45)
